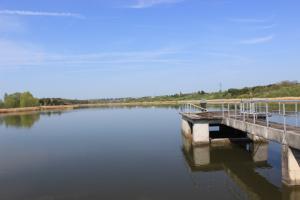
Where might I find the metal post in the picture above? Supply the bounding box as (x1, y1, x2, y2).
(296, 103, 299, 126)
(240, 103, 242, 117)
(228, 104, 230, 117)
(222, 103, 224, 118)
(249, 102, 251, 113)
(253, 102, 256, 124)
(243, 103, 246, 122)
(279, 102, 281, 114)
(235, 104, 237, 119)
(246, 102, 248, 118)
(266, 103, 269, 128)
(283, 104, 286, 132)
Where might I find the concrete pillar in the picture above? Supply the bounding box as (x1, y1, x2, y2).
(250, 142, 269, 162)
(181, 118, 192, 137)
(193, 144, 210, 166)
(192, 122, 209, 145)
(247, 134, 267, 142)
(282, 145, 300, 186)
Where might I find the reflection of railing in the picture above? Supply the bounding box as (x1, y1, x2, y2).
(181, 103, 208, 113)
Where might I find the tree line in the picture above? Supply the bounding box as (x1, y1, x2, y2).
(0, 92, 90, 108)
(1, 81, 299, 109)
(0, 92, 39, 108)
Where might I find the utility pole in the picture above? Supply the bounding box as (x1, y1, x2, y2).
(219, 82, 223, 93)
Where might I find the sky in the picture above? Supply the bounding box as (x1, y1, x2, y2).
(0, 0, 299, 99)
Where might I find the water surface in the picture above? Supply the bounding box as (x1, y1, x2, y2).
(0, 107, 299, 199)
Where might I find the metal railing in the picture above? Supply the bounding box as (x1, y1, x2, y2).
(222, 100, 300, 144)
(182, 99, 300, 143)
(181, 103, 208, 113)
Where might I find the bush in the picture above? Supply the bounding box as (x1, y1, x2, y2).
(20, 92, 39, 107)
(0, 100, 4, 108)
(3, 92, 38, 108)
(4, 93, 21, 108)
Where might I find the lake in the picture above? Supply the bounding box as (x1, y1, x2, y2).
(0, 106, 299, 199)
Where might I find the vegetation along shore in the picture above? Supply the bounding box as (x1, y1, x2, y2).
(1, 81, 300, 114)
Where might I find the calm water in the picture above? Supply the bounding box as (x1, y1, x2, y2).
(0, 107, 299, 200)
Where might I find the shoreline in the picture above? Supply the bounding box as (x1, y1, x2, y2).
(0, 101, 182, 114)
(0, 97, 300, 114)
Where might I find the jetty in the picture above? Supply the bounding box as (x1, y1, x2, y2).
(180, 99, 300, 186)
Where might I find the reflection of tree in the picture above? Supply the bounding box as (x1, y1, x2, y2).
(0, 113, 40, 128)
(41, 111, 63, 117)
(0, 111, 66, 129)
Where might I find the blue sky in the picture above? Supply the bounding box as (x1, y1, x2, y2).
(0, 0, 299, 99)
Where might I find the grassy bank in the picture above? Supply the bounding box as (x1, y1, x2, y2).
(1, 97, 300, 114)
(0, 101, 181, 114)
(1, 81, 300, 113)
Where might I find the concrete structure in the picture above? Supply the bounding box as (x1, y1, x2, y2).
(192, 122, 209, 145)
(180, 100, 300, 186)
(282, 145, 300, 186)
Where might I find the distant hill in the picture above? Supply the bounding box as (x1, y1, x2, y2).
(2, 81, 300, 108)
(114, 81, 300, 103)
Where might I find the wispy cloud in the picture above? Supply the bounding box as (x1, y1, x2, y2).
(0, 10, 84, 18)
(258, 24, 276, 29)
(228, 15, 276, 23)
(0, 16, 24, 32)
(0, 39, 187, 68)
(229, 18, 269, 23)
(240, 35, 274, 45)
(129, 0, 183, 9)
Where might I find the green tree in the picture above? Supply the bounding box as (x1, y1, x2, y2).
(0, 100, 4, 108)
(4, 93, 21, 108)
(20, 92, 39, 107)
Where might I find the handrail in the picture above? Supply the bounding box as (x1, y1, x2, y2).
(181, 99, 299, 142)
(189, 103, 208, 112)
(219, 100, 299, 144)
(181, 103, 208, 113)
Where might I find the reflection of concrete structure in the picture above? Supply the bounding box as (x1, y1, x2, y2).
(250, 142, 269, 162)
(282, 185, 300, 199)
(181, 136, 283, 199)
(193, 144, 210, 166)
